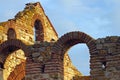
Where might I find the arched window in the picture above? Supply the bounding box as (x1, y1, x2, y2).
(4, 49, 26, 80)
(34, 19, 44, 41)
(0, 62, 3, 69)
(7, 28, 16, 40)
(51, 32, 96, 80)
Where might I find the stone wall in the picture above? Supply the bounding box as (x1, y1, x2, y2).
(0, 2, 120, 80)
(0, 2, 58, 45)
(0, 3, 59, 79)
(92, 36, 120, 80)
(0, 69, 3, 80)
(0, 2, 59, 80)
(3, 49, 26, 80)
(64, 53, 83, 80)
(25, 41, 82, 80)
(73, 76, 90, 80)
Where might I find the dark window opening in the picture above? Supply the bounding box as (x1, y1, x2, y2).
(34, 20, 42, 30)
(34, 19, 43, 41)
(7, 28, 16, 40)
(102, 61, 106, 70)
(41, 64, 45, 73)
(0, 62, 3, 69)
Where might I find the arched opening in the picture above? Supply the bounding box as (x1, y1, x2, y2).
(7, 28, 16, 40)
(52, 31, 96, 80)
(3, 49, 26, 80)
(64, 44, 90, 80)
(0, 39, 29, 80)
(34, 19, 44, 41)
(68, 44, 90, 75)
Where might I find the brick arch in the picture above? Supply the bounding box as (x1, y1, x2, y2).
(52, 31, 96, 57)
(0, 39, 29, 63)
(0, 39, 29, 80)
(7, 62, 25, 80)
(31, 14, 44, 41)
(46, 31, 97, 78)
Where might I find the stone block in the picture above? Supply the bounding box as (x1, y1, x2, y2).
(96, 44, 103, 49)
(37, 56, 43, 62)
(99, 50, 107, 55)
(110, 36, 119, 42)
(32, 52, 40, 57)
(108, 48, 116, 54)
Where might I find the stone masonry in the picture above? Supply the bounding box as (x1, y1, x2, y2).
(0, 2, 120, 80)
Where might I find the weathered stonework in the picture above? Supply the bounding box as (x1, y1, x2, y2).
(91, 36, 120, 80)
(0, 2, 120, 80)
(3, 49, 26, 80)
(64, 53, 83, 80)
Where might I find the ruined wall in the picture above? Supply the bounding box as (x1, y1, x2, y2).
(0, 69, 3, 80)
(0, 2, 58, 45)
(92, 36, 120, 80)
(0, 2, 82, 80)
(25, 41, 83, 80)
(73, 76, 90, 80)
(0, 2, 120, 80)
(0, 2, 58, 80)
(52, 31, 96, 80)
(0, 24, 7, 44)
(64, 53, 83, 80)
(3, 49, 26, 80)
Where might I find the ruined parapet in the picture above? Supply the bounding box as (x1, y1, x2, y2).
(91, 36, 120, 80)
(64, 53, 83, 80)
(0, 2, 58, 45)
(0, 2, 58, 80)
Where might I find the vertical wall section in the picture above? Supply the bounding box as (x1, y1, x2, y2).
(94, 36, 120, 80)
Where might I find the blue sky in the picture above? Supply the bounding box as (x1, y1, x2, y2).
(0, 0, 120, 75)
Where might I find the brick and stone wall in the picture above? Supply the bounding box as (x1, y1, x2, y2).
(0, 2, 120, 80)
(4, 49, 26, 80)
(64, 53, 83, 80)
(0, 2, 82, 80)
(0, 2, 58, 45)
(0, 2, 58, 80)
(92, 36, 120, 80)
(0, 69, 3, 80)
